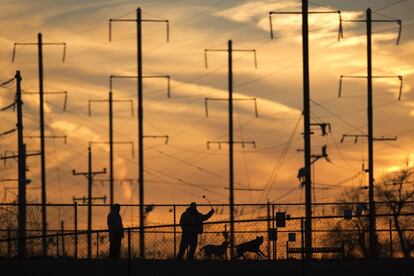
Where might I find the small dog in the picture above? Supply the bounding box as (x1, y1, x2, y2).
(235, 236, 265, 259)
(201, 241, 228, 260)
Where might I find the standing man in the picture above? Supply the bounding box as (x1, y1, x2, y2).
(177, 202, 214, 259)
(107, 203, 124, 258)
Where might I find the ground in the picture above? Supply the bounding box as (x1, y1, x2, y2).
(1, 259, 414, 276)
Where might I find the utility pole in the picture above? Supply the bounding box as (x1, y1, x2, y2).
(89, 94, 134, 205)
(0, 73, 43, 257)
(72, 147, 106, 259)
(340, 9, 402, 258)
(12, 33, 66, 256)
(109, 19, 170, 254)
(16, 71, 27, 258)
(108, 4, 170, 256)
(204, 40, 257, 259)
(268, 1, 341, 259)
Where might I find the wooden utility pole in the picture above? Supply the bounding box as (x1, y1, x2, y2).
(72, 147, 106, 259)
(301, 1, 313, 259)
(268, 1, 341, 258)
(228, 40, 235, 259)
(16, 71, 27, 258)
(204, 40, 257, 259)
(340, 8, 402, 258)
(109, 9, 169, 257)
(12, 33, 66, 255)
(88, 94, 134, 205)
(0, 72, 42, 257)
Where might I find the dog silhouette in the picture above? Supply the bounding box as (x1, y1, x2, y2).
(235, 236, 265, 259)
(201, 241, 228, 260)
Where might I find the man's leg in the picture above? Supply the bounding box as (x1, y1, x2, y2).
(114, 236, 122, 258)
(187, 235, 198, 259)
(109, 236, 115, 258)
(177, 234, 189, 259)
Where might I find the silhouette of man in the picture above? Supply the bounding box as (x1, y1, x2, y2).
(177, 202, 214, 259)
(107, 203, 124, 258)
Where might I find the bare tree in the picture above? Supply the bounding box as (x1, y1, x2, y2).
(327, 167, 414, 259)
(376, 167, 414, 258)
(327, 188, 370, 258)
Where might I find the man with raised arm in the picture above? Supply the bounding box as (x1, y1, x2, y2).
(177, 202, 214, 260)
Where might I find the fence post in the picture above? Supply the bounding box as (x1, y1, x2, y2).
(362, 230, 366, 258)
(61, 221, 65, 257)
(173, 205, 176, 258)
(96, 232, 100, 258)
(389, 219, 393, 258)
(300, 218, 305, 276)
(275, 228, 278, 260)
(224, 224, 228, 261)
(56, 232, 60, 257)
(286, 240, 289, 259)
(266, 202, 271, 260)
(272, 204, 276, 260)
(74, 202, 78, 259)
(301, 218, 304, 261)
(7, 227, 11, 258)
(128, 228, 131, 276)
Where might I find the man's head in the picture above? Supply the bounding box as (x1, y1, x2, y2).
(111, 203, 121, 214)
(189, 202, 197, 212)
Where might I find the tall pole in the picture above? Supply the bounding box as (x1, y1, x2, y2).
(268, 0, 342, 259)
(74, 202, 78, 259)
(301, 0, 312, 259)
(16, 71, 27, 258)
(12, 37, 65, 255)
(137, 7, 145, 259)
(109, 8, 169, 259)
(228, 40, 235, 259)
(37, 33, 48, 256)
(89, 94, 134, 205)
(366, 8, 377, 259)
(109, 91, 114, 205)
(204, 43, 257, 259)
(87, 146, 92, 259)
(339, 9, 402, 258)
(72, 152, 105, 259)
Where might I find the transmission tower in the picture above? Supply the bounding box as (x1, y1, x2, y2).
(89, 92, 134, 205)
(268, 0, 341, 259)
(0, 72, 42, 257)
(339, 8, 402, 258)
(109, 40, 171, 258)
(108, 6, 170, 256)
(72, 147, 106, 259)
(12, 33, 67, 256)
(204, 39, 257, 259)
(15, 71, 27, 258)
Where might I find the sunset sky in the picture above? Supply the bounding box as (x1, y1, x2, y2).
(1, 0, 414, 206)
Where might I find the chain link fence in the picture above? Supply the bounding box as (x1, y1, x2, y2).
(0, 202, 413, 259)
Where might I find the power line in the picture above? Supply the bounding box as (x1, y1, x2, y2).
(259, 114, 303, 202)
(375, 0, 409, 12)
